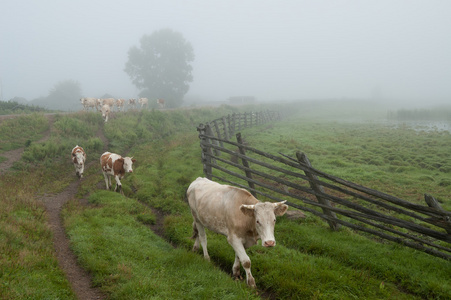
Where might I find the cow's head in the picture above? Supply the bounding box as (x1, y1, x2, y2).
(240, 200, 288, 247)
(122, 157, 136, 173)
(72, 151, 85, 167)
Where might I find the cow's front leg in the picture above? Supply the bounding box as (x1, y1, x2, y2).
(103, 173, 110, 190)
(114, 175, 123, 194)
(79, 165, 84, 179)
(232, 255, 242, 280)
(228, 236, 256, 288)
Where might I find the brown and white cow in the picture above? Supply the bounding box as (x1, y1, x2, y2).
(71, 145, 86, 179)
(138, 97, 148, 109)
(101, 104, 110, 122)
(100, 152, 135, 193)
(128, 98, 136, 110)
(187, 177, 288, 288)
(156, 98, 165, 109)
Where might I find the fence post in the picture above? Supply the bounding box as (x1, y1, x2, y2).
(205, 122, 220, 157)
(425, 194, 451, 234)
(197, 124, 213, 179)
(296, 151, 341, 231)
(222, 116, 229, 140)
(236, 133, 257, 198)
(212, 120, 224, 148)
(237, 112, 241, 131)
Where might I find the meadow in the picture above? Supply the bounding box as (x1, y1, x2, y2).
(1, 101, 450, 299)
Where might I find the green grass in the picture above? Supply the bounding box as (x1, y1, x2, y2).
(1, 102, 450, 299)
(63, 190, 258, 299)
(0, 170, 75, 299)
(0, 113, 49, 152)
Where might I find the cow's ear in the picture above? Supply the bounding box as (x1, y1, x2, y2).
(240, 204, 255, 217)
(274, 201, 288, 216)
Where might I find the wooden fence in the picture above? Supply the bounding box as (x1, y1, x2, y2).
(196, 113, 451, 261)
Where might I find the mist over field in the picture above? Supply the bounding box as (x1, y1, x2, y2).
(1, 1, 450, 109)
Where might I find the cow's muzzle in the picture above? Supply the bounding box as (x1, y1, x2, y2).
(263, 240, 276, 247)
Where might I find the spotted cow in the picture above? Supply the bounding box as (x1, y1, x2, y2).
(71, 145, 86, 179)
(128, 98, 136, 110)
(187, 177, 288, 288)
(100, 152, 135, 194)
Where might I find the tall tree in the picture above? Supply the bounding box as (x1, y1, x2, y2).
(124, 29, 194, 108)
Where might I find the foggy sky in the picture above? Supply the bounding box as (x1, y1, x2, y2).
(1, 0, 451, 104)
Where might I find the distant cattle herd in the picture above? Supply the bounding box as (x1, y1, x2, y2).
(80, 97, 165, 122)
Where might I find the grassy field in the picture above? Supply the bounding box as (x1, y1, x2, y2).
(1, 102, 450, 299)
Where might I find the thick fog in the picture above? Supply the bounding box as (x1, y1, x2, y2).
(1, 0, 450, 105)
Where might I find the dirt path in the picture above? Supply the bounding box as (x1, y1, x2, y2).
(1, 114, 106, 299)
(42, 181, 105, 300)
(40, 124, 108, 300)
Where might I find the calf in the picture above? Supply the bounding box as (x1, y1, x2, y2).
(100, 152, 135, 194)
(71, 145, 86, 179)
(187, 177, 288, 288)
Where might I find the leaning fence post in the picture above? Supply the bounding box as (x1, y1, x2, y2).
(236, 133, 257, 198)
(197, 124, 213, 179)
(425, 194, 451, 234)
(296, 151, 340, 231)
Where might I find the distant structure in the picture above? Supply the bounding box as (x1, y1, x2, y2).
(227, 96, 256, 104)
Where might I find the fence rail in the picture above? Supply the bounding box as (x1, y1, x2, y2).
(196, 112, 451, 260)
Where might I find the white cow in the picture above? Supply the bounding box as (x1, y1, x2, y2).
(71, 145, 86, 179)
(100, 152, 135, 194)
(187, 177, 288, 288)
(80, 97, 97, 111)
(101, 97, 115, 108)
(138, 97, 148, 109)
(101, 104, 110, 122)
